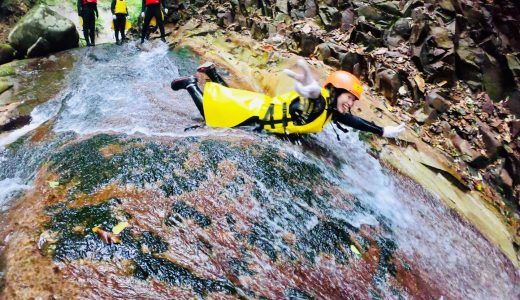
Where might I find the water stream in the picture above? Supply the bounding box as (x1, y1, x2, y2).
(0, 43, 518, 299)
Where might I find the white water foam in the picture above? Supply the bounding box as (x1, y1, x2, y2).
(52, 42, 200, 137)
(0, 177, 29, 212)
(315, 126, 519, 299)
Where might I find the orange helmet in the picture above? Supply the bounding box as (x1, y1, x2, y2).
(323, 71, 363, 99)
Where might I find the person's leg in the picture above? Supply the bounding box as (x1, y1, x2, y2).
(171, 76, 205, 118)
(153, 5, 166, 42)
(120, 15, 126, 41)
(82, 10, 91, 46)
(141, 8, 153, 43)
(114, 19, 120, 44)
(116, 14, 125, 44)
(87, 13, 96, 46)
(197, 62, 228, 87)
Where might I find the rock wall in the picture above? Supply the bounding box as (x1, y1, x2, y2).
(177, 0, 520, 221)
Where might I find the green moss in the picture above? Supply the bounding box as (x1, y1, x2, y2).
(0, 80, 13, 94)
(375, 237, 398, 279)
(45, 198, 235, 296)
(284, 288, 316, 300)
(248, 223, 278, 261)
(48, 199, 119, 232)
(50, 134, 123, 196)
(166, 201, 211, 228)
(297, 221, 352, 264)
(42, 135, 406, 294)
(5, 134, 30, 152)
(140, 232, 168, 253)
(228, 257, 256, 277)
(0, 65, 15, 77)
(133, 253, 236, 297)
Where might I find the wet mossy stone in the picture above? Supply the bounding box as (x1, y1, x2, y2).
(50, 134, 124, 196)
(8, 4, 79, 57)
(229, 257, 256, 276)
(140, 232, 168, 253)
(166, 201, 211, 228)
(247, 223, 279, 262)
(48, 198, 121, 233)
(49, 134, 204, 197)
(0, 64, 15, 77)
(0, 79, 13, 95)
(46, 199, 235, 296)
(133, 253, 237, 297)
(284, 288, 316, 300)
(375, 237, 398, 279)
(0, 44, 16, 65)
(297, 221, 353, 264)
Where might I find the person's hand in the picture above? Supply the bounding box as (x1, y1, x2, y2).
(141, 12, 145, 18)
(112, 14, 116, 20)
(283, 59, 322, 99)
(164, 8, 169, 14)
(126, 15, 129, 19)
(383, 123, 405, 138)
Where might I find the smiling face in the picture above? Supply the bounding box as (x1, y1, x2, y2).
(335, 91, 358, 114)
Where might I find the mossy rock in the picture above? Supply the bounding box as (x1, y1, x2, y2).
(35, 134, 409, 297)
(0, 43, 17, 65)
(0, 79, 13, 94)
(0, 64, 16, 77)
(8, 4, 79, 57)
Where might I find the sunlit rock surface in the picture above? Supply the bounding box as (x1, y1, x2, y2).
(0, 43, 518, 299)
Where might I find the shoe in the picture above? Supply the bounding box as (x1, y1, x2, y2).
(86, 43, 92, 47)
(197, 62, 228, 86)
(160, 37, 166, 43)
(197, 62, 216, 74)
(171, 76, 198, 91)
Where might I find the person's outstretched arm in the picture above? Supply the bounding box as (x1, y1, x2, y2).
(335, 113, 405, 137)
(95, 5, 99, 18)
(334, 113, 384, 135)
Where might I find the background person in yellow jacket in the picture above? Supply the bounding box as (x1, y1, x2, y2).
(77, 0, 99, 47)
(111, 0, 129, 45)
(171, 60, 405, 138)
(140, 0, 167, 43)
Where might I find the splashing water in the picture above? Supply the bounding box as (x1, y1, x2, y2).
(0, 43, 518, 299)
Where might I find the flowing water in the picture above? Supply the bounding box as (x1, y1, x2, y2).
(0, 43, 518, 299)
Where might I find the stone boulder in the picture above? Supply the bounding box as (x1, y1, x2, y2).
(0, 44, 16, 65)
(0, 0, 35, 17)
(8, 4, 79, 58)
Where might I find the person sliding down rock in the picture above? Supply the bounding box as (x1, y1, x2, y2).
(171, 60, 405, 138)
(78, 0, 99, 47)
(140, 0, 167, 43)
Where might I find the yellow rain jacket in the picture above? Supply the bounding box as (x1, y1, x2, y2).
(114, 0, 127, 14)
(111, 19, 132, 31)
(149, 11, 164, 27)
(202, 82, 333, 134)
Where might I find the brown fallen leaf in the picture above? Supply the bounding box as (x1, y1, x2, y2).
(414, 74, 426, 93)
(92, 226, 121, 244)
